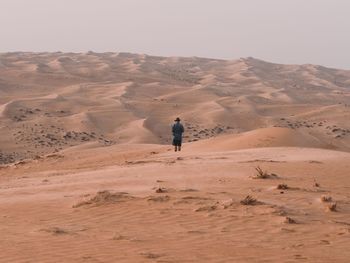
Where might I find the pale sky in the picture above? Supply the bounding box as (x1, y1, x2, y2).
(0, 0, 349, 69)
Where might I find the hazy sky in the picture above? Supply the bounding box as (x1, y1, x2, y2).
(1, 0, 349, 69)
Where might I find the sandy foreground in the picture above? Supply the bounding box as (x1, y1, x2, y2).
(0, 52, 350, 262)
(1, 143, 350, 262)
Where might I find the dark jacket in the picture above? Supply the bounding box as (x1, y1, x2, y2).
(172, 122, 184, 140)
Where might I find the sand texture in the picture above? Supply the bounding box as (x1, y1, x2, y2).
(0, 52, 350, 262)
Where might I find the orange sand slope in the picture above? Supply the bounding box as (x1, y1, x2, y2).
(1, 144, 350, 262)
(0, 52, 350, 262)
(186, 127, 332, 152)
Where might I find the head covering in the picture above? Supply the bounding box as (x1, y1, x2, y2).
(174, 117, 181, 122)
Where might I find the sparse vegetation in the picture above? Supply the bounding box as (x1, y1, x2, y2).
(195, 205, 217, 212)
(155, 187, 167, 193)
(147, 195, 170, 202)
(179, 188, 198, 192)
(73, 190, 131, 208)
(277, 184, 289, 190)
(140, 252, 162, 259)
(240, 195, 260, 205)
(327, 202, 337, 212)
(253, 166, 278, 179)
(321, 195, 332, 202)
(112, 234, 127, 241)
(40, 227, 68, 235)
(313, 179, 320, 187)
(284, 217, 297, 224)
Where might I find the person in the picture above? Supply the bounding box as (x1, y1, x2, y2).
(172, 117, 184, 152)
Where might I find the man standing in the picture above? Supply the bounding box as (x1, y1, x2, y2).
(172, 117, 184, 152)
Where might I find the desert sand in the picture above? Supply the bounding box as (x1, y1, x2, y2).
(0, 52, 350, 262)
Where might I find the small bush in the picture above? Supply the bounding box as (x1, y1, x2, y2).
(277, 184, 289, 190)
(313, 179, 320, 187)
(284, 217, 297, 224)
(327, 203, 337, 212)
(253, 166, 278, 179)
(73, 190, 131, 208)
(155, 187, 167, 193)
(321, 196, 332, 202)
(240, 195, 259, 205)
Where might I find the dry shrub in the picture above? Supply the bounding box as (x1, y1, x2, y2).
(140, 252, 162, 259)
(327, 202, 337, 212)
(179, 188, 198, 192)
(40, 227, 68, 235)
(240, 195, 259, 205)
(321, 195, 332, 202)
(313, 179, 320, 187)
(112, 234, 127, 241)
(194, 205, 217, 212)
(73, 190, 131, 208)
(155, 187, 167, 193)
(253, 166, 278, 179)
(284, 217, 297, 224)
(147, 195, 170, 202)
(277, 184, 289, 190)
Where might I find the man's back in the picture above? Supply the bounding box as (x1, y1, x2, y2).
(172, 122, 184, 139)
(172, 118, 184, 151)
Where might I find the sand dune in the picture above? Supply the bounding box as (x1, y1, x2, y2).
(187, 127, 331, 152)
(1, 53, 349, 159)
(0, 52, 350, 262)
